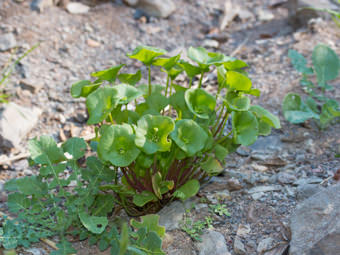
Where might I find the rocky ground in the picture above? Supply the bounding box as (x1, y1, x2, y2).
(0, 0, 340, 254)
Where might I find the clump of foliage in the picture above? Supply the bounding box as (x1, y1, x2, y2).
(0, 44, 39, 103)
(71, 45, 280, 216)
(209, 204, 230, 217)
(283, 44, 340, 128)
(304, 0, 340, 27)
(3, 136, 166, 254)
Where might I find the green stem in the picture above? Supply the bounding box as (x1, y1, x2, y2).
(198, 71, 204, 88)
(109, 113, 114, 124)
(165, 75, 170, 97)
(216, 130, 233, 144)
(189, 77, 193, 88)
(148, 65, 152, 96)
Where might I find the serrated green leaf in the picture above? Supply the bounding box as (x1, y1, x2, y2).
(62, 137, 87, 160)
(118, 70, 142, 85)
(288, 49, 313, 74)
(50, 240, 76, 255)
(91, 64, 125, 83)
(7, 193, 31, 213)
(28, 136, 66, 165)
(170, 119, 208, 156)
(173, 179, 200, 201)
(98, 124, 140, 167)
(15, 176, 47, 196)
(90, 194, 115, 216)
(79, 211, 108, 234)
(130, 214, 165, 238)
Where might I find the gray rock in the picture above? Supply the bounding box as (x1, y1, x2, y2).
(296, 183, 325, 201)
(30, 0, 53, 13)
(0, 102, 42, 148)
(257, 9, 274, 21)
(249, 135, 283, 154)
(234, 236, 246, 255)
(158, 200, 187, 231)
(290, 184, 340, 255)
(66, 2, 90, 14)
(25, 248, 46, 255)
(248, 185, 282, 194)
(257, 237, 275, 254)
(293, 177, 323, 186)
(20, 79, 44, 94)
(287, 0, 339, 27)
(226, 177, 243, 191)
(277, 172, 297, 184)
(0, 33, 17, 52)
(195, 230, 229, 255)
(137, 0, 176, 18)
(123, 0, 139, 6)
(202, 39, 219, 49)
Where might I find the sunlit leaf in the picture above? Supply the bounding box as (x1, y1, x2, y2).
(91, 64, 125, 83)
(127, 45, 167, 66)
(173, 179, 200, 201)
(185, 88, 216, 119)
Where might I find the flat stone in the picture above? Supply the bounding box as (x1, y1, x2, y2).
(248, 185, 282, 194)
(257, 9, 274, 21)
(66, 2, 90, 14)
(30, 0, 53, 13)
(0, 33, 17, 52)
(202, 39, 219, 49)
(277, 172, 297, 184)
(234, 236, 246, 255)
(251, 192, 265, 200)
(257, 237, 275, 254)
(293, 177, 323, 186)
(226, 177, 243, 191)
(137, 0, 176, 18)
(290, 184, 340, 255)
(195, 230, 229, 255)
(0, 102, 42, 148)
(123, 0, 139, 6)
(19, 79, 44, 94)
(296, 183, 325, 201)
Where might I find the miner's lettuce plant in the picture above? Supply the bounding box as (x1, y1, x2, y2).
(71, 45, 280, 216)
(283, 45, 340, 128)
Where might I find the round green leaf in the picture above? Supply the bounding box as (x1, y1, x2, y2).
(127, 45, 167, 66)
(187, 47, 225, 68)
(200, 157, 223, 175)
(118, 70, 142, 85)
(135, 114, 175, 154)
(173, 179, 200, 201)
(250, 105, 281, 128)
(114, 84, 143, 105)
(153, 54, 181, 71)
(223, 59, 248, 70)
(226, 71, 252, 91)
(133, 191, 158, 207)
(185, 88, 216, 119)
(79, 212, 108, 234)
(232, 111, 259, 146)
(224, 92, 250, 112)
(312, 44, 339, 87)
(71, 80, 101, 98)
(86, 87, 118, 124)
(98, 124, 140, 167)
(91, 64, 125, 83)
(170, 119, 208, 156)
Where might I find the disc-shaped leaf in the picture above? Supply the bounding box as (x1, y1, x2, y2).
(312, 44, 339, 88)
(170, 119, 208, 156)
(114, 84, 143, 105)
(178, 60, 202, 78)
(187, 47, 225, 68)
(200, 157, 223, 175)
(86, 87, 118, 124)
(232, 111, 259, 146)
(170, 90, 194, 119)
(127, 45, 167, 66)
(173, 179, 200, 201)
(135, 114, 175, 154)
(118, 70, 142, 85)
(224, 59, 248, 70)
(98, 124, 140, 167)
(224, 92, 250, 112)
(185, 88, 216, 119)
(226, 71, 252, 91)
(91, 64, 125, 83)
(71, 80, 101, 98)
(153, 54, 180, 71)
(288, 49, 313, 74)
(250, 105, 281, 128)
(79, 211, 108, 234)
(133, 191, 158, 207)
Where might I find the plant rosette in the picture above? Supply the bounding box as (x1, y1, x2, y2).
(71, 45, 280, 216)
